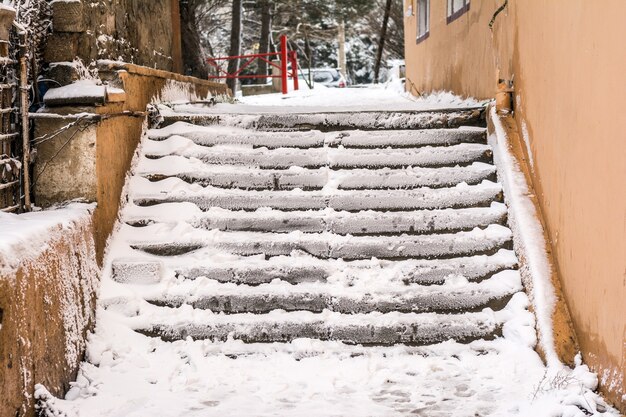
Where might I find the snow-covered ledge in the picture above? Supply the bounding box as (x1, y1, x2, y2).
(487, 105, 578, 367)
(0, 204, 100, 417)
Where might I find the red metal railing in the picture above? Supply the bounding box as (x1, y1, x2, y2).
(208, 35, 299, 95)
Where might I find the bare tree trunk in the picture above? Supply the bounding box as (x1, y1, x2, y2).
(374, 0, 392, 83)
(227, 0, 243, 93)
(304, 31, 312, 86)
(256, 0, 272, 84)
(337, 18, 347, 79)
(180, 0, 209, 78)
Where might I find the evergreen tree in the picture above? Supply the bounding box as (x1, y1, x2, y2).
(183, 0, 405, 84)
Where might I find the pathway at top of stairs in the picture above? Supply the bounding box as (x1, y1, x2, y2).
(51, 106, 612, 417)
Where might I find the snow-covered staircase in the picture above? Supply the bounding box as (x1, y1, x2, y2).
(105, 113, 526, 348)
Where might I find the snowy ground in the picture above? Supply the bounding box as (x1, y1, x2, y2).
(39, 324, 610, 417)
(165, 81, 485, 115)
(35, 86, 618, 417)
(239, 81, 483, 109)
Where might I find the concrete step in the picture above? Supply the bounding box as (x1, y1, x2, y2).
(133, 307, 499, 345)
(143, 138, 493, 169)
(149, 123, 324, 147)
(148, 123, 486, 148)
(159, 107, 485, 131)
(333, 127, 486, 148)
(130, 179, 503, 211)
(128, 224, 512, 259)
(172, 250, 518, 286)
(142, 270, 520, 314)
(126, 204, 507, 235)
(138, 157, 496, 190)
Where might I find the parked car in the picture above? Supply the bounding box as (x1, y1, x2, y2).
(298, 68, 348, 88)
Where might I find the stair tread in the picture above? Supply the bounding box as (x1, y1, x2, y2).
(111, 249, 518, 286)
(148, 122, 486, 148)
(159, 107, 484, 131)
(126, 223, 512, 259)
(117, 270, 521, 314)
(137, 156, 496, 190)
(130, 178, 503, 211)
(126, 301, 502, 344)
(143, 137, 492, 168)
(125, 202, 507, 232)
(170, 250, 518, 285)
(148, 123, 325, 147)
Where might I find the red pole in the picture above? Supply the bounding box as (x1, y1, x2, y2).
(280, 35, 288, 94)
(290, 51, 299, 91)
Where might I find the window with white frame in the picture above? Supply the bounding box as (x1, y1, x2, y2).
(416, 0, 429, 43)
(447, 0, 470, 23)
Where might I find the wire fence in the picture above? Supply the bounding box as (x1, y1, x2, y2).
(0, 0, 51, 213)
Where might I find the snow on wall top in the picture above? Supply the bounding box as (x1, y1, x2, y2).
(488, 106, 560, 368)
(0, 203, 95, 276)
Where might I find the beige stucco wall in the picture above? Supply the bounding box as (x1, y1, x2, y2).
(0, 211, 100, 417)
(404, 1, 626, 410)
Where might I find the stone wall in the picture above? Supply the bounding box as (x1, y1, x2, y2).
(46, 0, 183, 84)
(34, 63, 229, 263)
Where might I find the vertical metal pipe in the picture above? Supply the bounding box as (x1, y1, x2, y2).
(290, 51, 299, 91)
(280, 35, 288, 95)
(17, 26, 30, 211)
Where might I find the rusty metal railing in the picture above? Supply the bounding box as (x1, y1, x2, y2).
(207, 35, 299, 95)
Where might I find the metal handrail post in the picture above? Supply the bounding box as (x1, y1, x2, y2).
(279, 35, 288, 94)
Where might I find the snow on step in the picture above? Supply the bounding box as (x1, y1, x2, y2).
(332, 127, 486, 148)
(143, 136, 492, 168)
(128, 304, 500, 345)
(173, 250, 518, 286)
(327, 163, 495, 190)
(126, 204, 507, 235)
(137, 155, 496, 190)
(107, 113, 520, 351)
(128, 224, 512, 259)
(148, 123, 325, 148)
(148, 122, 486, 148)
(327, 144, 492, 169)
(139, 270, 521, 314)
(130, 177, 503, 211)
(325, 205, 506, 235)
(161, 108, 484, 131)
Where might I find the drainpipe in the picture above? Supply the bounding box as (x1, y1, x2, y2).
(13, 20, 31, 211)
(496, 80, 514, 114)
(490, 0, 513, 115)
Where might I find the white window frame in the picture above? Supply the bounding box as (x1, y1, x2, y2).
(416, 0, 430, 43)
(447, 0, 470, 24)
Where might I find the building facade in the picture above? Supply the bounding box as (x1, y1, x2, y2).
(403, 0, 625, 411)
